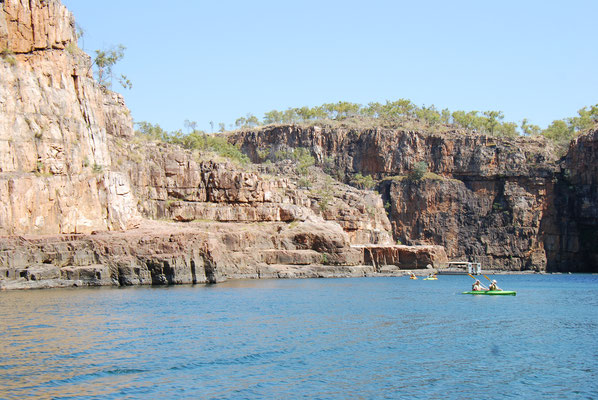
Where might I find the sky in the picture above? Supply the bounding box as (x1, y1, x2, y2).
(61, 0, 598, 133)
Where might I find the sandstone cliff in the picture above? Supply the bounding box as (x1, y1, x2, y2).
(545, 127, 598, 271)
(0, 0, 137, 235)
(2, 0, 442, 290)
(2, 0, 595, 291)
(231, 124, 597, 272)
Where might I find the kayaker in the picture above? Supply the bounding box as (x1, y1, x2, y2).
(472, 280, 486, 291)
(488, 280, 502, 291)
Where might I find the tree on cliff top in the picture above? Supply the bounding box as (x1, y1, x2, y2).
(92, 44, 131, 90)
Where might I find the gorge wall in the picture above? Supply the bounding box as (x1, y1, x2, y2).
(2, 0, 445, 290)
(1, 0, 595, 291)
(231, 125, 598, 272)
(0, 0, 137, 235)
(546, 129, 598, 271)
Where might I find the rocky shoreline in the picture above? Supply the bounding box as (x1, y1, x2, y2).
(0, 219, 448, 291)
(0, 266, 546, 291)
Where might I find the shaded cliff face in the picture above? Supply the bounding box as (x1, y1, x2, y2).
(0, 0, 136, 235)
(546, 127, 598, 272)
(383, 177, 551, 270)
(232, 125, 562, 270)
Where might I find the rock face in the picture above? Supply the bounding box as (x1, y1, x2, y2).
(545, 128, 598, 271)
(231, 124, 597, 272)
(0, 0, 137, 235)
(108, 139, 394, 246)
(359, 244, 448, 274)
(1, 0, 74, 53)
(383, 177, 551, 271)
(2, 0, 596, 291)
(2, 0, 422, 289)
(0, 219, 397, 290)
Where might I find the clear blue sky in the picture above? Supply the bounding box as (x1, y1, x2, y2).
(62, 0, 597, 133)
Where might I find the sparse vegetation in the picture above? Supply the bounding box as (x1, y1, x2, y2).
(91, 44, 131, 90)
(382, 175, 407, 182)
(225, 100, 597, 149)
(256, 148, 270, 161)
(297, 177, 312, 189)
(408, 161, 428, 181)
(272, 147, 315, 175)
(350, 173, 376, 190)
(135, 121, 249, 165)
(316, 187, 334, 213)
(1, 48, 17, 65)
(422, 172, 446, 181)
(65, 42, 80, 55)
(365, 205, 375, 217)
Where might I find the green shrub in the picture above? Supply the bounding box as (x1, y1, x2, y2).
(273, 147, 314, 175)
(136, 121, 249, 164)
(298, 177, 312, 189)
(1, 48, 17, 65)
(350, 173, 375, 189)
(408, 161, 428, 181)
(316, 189, 333, 212)
(256, 148, 270, 162)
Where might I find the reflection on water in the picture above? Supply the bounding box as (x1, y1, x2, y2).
(1, 275, 598, 399)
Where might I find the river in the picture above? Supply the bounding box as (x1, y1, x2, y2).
(1, 274, 597, 399)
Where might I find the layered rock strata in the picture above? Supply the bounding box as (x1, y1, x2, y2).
(545, 128, 598, 271)
(109, 140, 394, 246)
(231, 125, 574, 271)
(2, 0, 596, 292)
(1, 219, 448, 290)
(1, 0, 421, 289)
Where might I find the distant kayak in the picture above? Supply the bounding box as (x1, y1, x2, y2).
(462, 290, 516, 296)
(424, 277, 438, 280)
(409, 277, 418, 280)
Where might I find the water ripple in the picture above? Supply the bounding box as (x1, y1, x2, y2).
(0, 275, 597, 399)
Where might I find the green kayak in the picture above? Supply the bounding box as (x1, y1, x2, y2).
(462, 290, 516, 296)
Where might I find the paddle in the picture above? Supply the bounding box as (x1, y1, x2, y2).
(483, 274, 503, 291)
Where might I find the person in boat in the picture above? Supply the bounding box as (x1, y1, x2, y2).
(488, 280, 502, 291)
(409, 272, 417, 279)
(472, 280, 486, 291)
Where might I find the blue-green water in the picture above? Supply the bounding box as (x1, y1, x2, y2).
(1, 275, 597, 399)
